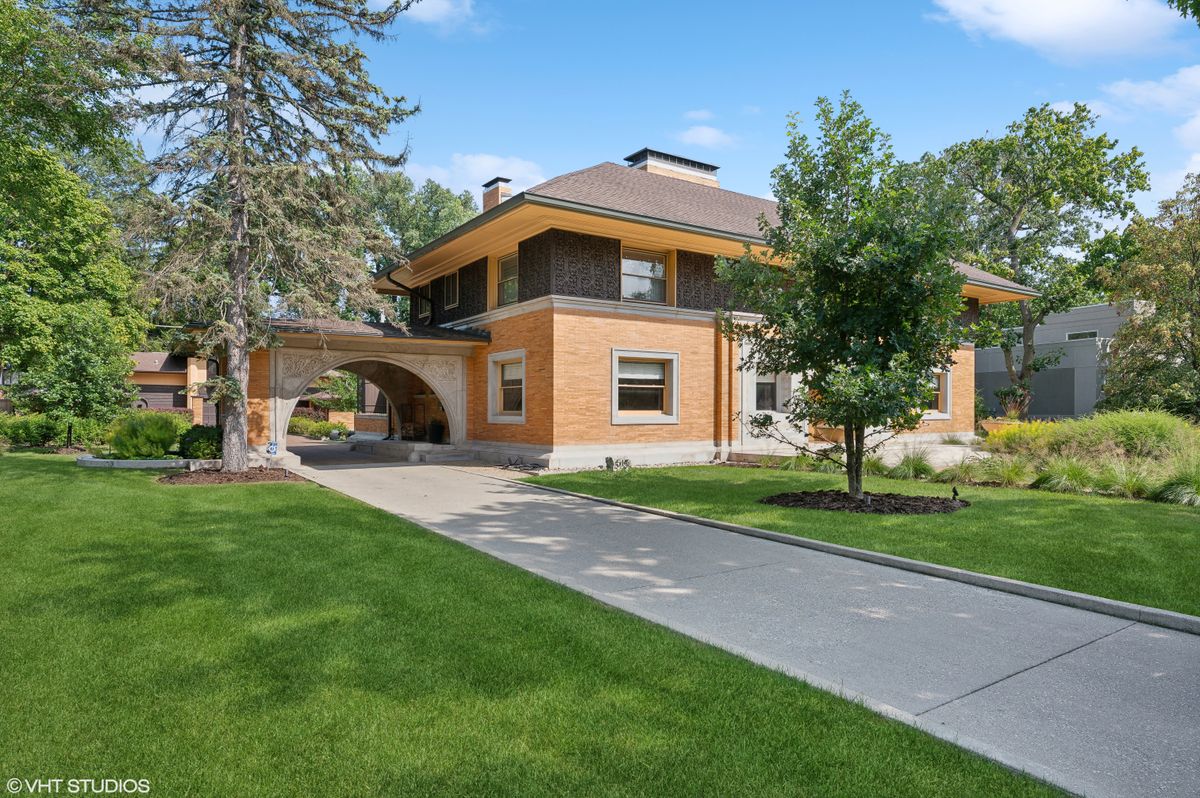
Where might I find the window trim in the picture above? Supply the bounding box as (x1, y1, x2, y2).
(496, 252, 519, 308)
(444, 270, 459, 310)
(487, 349, 525, 424)
(923, 370, 951, 420)
(611, 348, 679, 425)
(1066, 330, 1098, 341)
(619, 247, 671, 305)
(755, 373, 790, 414)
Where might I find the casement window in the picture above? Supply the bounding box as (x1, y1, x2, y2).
(1066, 330, 1097, 341)
(620, 248, 668, 303)
(415, 286, 431, 320)
(924, 371, 950, 418)
(756, 375, 779, 412)
(497, 253, 519, 307)
(611, 349, 679, 424)
(444, 271, 459, 310)
(487, 349, 525, 424)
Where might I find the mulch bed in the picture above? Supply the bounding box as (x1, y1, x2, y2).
(760, 490, 969, 515)
(158, 468, 308, 486)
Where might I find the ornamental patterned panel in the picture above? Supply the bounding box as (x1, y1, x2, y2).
(676, 250, 737, 311)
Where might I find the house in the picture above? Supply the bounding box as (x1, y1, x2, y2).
(976, 302, 1137, 418)
(240, 149, 1036, 468)
(130, 352, 216, 424)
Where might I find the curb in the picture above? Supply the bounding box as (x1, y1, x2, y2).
(508, 476, 1200, 637)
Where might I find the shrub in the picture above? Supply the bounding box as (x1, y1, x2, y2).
(0, 414, 58, 447)
(778, 454, 817, 472)
(887, 449, 935, 481)
(934, 456, 987, 484)
(1031, 456, 1095, 494)
(115, 408, 193, 441)
(862, 454, 890, 476)
(287, 416, 349, 439)
(179, 425, 222, 459)
(982, 420, 1057, 456)
(1093, 460, 1157, 500)
(1056, 411, 1197, 458)
(982, 455, 1033, 488)
(1154, 459, 1200, 506)
(109, 413, 181, 459)
(941, 434, 970, 446)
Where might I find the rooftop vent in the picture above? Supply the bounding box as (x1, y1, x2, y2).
(482, 176, 512, 212)
(624, 148, 719, 188)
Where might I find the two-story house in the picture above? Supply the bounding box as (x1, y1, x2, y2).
(241, 149, 1036, 468)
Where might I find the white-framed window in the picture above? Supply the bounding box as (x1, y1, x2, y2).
(620, 248, 668, 303)
(487, 349, 525, 424)
(924, 371, 951, 419)
(415, 285, 431, 320)
(755, 373, 792, 413)
(444, 270, 459, 310)
(497, 253, 519, 307)
(1066, 330, 1097, 341)
(611, 348, 679, 425)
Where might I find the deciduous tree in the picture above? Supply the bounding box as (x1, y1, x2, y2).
(718, 94, 966, 499)
(944, 103, 1147, 416)
(1099, 176, 1200, 420)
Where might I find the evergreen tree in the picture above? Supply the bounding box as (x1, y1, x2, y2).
(100, 0, 419, 470)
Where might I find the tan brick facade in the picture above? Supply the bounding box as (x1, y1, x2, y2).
(466, 307, 555, 445)
(915, 344, 976, 435)
(247, 349, 271, 446)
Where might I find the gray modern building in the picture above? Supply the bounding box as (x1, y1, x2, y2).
(976, 302, 1135, 418)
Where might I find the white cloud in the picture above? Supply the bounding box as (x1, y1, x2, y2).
(931, 0, 1181, 60)
(380, 0, 474, 26)
(405, 152, 547, 203)
(741, 104, 762, 115)
(683, 109, 714, 121)
(1104, 65, 1200, 114)
(676, 125, 737, 149)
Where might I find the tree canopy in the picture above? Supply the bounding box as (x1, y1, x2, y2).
(365, 171, 478, 253)
(944, 103, 1147, 416)
(1099, 175, 1200, 421)
(718, 93, 966, 499)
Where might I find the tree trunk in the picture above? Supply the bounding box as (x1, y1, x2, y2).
(221, 18, 251, 473)
(65, 421, 73, 450)
(844, 422, 865, 499)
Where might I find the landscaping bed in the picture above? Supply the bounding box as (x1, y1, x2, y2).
(0, 453, 1057, 797)
(157, 467, 306, 485)
(761, 489, 968, 514)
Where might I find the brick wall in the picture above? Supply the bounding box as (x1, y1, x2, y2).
(466, 307, 555, 445)
(915, 344, 976, 435)
(246, 349, 271, 445)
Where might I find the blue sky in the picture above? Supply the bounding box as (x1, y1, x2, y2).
(368, 0, 1200, 215)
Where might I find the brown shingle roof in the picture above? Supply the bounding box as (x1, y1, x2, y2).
(526, 162, 778, 240)
(131, 352, 186, 373)
(525, 163, 1036, 296)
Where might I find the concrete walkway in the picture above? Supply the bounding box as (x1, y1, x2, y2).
(290, 450, 1199, 798)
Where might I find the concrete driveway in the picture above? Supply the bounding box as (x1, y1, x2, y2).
(292, 454, 1200, 798)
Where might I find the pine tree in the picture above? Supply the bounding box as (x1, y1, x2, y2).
(102, 0, 417, 470)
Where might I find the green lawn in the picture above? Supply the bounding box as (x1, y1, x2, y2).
(527, 466, 1200, 618)
(0, 454, 1056, 797)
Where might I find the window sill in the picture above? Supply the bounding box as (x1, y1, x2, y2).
(922, 412, 951, 421)
(488, 414, 525, 425)
(611, 413, 679, 426)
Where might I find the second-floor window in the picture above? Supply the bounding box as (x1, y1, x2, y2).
(621, 249, 667, 303)
(415, 287, 431, 320)
(497, 253, 519, 306)
(444, 271, 459, 310)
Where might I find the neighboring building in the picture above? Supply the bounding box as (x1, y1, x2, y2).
(237, 149, 1035, 467)
(976, 302, 1135, 418)
(130, 353, 217, 425)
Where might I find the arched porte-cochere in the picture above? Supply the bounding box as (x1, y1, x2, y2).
(243, 319, 489, 466)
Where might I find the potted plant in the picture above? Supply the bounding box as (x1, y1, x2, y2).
(428, 418, 445, 445)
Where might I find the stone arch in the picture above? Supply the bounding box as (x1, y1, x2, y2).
(269, 348, 466, 455)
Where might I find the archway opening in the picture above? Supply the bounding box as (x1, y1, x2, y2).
(282, 358, 456, 465)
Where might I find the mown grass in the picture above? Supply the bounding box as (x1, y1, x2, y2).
(528, 465, 1200, 617)
(0, 454, 1057, 797)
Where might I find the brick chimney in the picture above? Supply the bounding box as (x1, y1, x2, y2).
(482, 176, 512, 211)
(624, 148, 719, 187)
